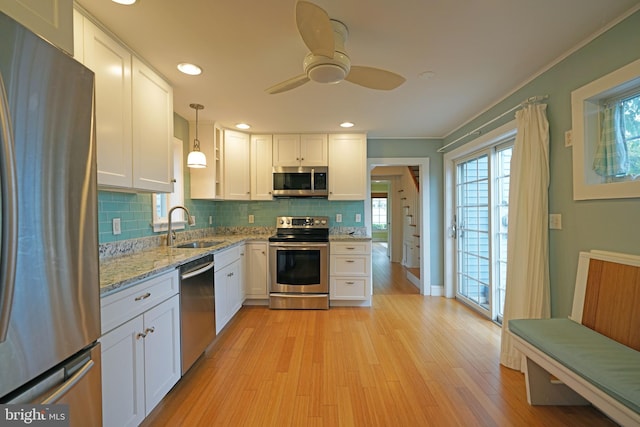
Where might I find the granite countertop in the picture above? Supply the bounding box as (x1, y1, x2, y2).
(99, 234, 267, 297)
(100, 232, 371, 297)
(329, 234, 372, 242)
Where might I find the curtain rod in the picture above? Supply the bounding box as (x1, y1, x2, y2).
(437, 95, 549, 153)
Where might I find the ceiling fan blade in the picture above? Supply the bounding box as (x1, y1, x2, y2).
(296, 1, 335, 58)
(345, 66, 406, 90)
(265, 74, 310, 94)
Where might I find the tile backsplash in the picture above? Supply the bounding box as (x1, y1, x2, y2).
(98, 190, 364, 244)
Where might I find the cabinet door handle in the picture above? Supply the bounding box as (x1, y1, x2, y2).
(136, 332, 146, 340)
(144, 327, 155, 335)
(227, 272, 234, 277)
(135, 292, 151, 301)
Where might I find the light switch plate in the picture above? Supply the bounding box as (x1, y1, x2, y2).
(549, 214, 562, 230)
(355, 213, 361, 222)
(248, 214, 255, 223)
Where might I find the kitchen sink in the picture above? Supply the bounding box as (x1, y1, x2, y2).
(175, 240, 224, 249)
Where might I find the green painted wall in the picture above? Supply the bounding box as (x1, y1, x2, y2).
(442, 10, 640, 317)
(367, 138, 444, 289)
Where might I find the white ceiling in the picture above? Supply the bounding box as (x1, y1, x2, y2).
(76, 0, 640, 139)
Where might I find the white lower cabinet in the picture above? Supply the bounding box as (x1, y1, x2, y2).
(214, 245, 244, 334)
(100, 270, 180, 427)
(330, 241, 372, 301)
(244, 241, 269, 300)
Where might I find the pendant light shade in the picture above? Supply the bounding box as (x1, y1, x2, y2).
(187, 103, 207, 168)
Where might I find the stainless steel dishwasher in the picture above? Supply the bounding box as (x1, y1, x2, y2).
(179, 254, 216, 374)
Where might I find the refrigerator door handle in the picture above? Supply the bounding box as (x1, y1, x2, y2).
(40, 359, 95, 405)
(0, 72, 19, 343)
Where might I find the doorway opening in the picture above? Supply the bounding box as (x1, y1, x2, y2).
(366, 157, 430, 295)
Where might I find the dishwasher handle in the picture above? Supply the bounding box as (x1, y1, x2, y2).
(181, 261, 215, 280)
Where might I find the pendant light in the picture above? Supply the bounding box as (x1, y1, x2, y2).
(187, 103, 207, 168)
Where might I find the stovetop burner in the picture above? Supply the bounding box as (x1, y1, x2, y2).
(269, 216, 329, 242)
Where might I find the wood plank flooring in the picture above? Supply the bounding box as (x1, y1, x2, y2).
(142, 243, 615, 426)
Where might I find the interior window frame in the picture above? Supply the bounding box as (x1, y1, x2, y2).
(571, 57, 640, 200)
(152, 137, 185, 232)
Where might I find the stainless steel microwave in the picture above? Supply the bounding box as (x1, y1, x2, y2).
(272, 166, 328, 197)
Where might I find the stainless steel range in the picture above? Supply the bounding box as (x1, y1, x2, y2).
(269, 216, 329, 309)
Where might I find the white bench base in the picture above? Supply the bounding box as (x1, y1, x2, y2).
(512, 333, 640, 426)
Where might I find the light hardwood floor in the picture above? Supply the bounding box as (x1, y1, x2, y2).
(142, 243, 614, 426)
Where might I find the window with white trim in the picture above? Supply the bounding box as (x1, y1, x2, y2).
(572, 57, 640, 200)
(152, 137, 184, 232)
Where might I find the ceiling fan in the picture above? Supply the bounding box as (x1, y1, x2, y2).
(265, 1, 406, 94)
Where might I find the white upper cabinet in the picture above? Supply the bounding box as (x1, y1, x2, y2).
(250, 134, 273, 200)
(328, 133, 367, 200)
(273, 134, 328, 166)
(223, 130, 250, 200)
(2, 0, 73, 54)
(131, 57, 174, 192)
(76, 13, 133, 188)
(74, 10, 174, 193)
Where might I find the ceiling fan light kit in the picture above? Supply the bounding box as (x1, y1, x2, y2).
(266, 1, 405, 94)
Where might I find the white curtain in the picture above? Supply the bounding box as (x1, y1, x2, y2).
(500, 103, 551, 371)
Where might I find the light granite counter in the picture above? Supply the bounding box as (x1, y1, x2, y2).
(329, 234, 372, 242)
(99, 234, 268, 297)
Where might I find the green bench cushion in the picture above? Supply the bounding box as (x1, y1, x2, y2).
(509, 318, 640, 414)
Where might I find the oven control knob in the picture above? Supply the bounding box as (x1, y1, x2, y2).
(279, 219, 284, 225)
(314, 219, 319, 225)
(321, 219, 327, 225)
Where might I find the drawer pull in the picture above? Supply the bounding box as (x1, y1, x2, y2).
(134, 292, 151, 301)
(345, 281, 355, 285)
(346, 247, 356, 250)
(345, 260, 355, 263)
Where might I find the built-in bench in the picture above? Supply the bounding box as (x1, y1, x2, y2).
(509, 250, 640, 426)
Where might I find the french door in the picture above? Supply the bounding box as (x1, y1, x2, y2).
(454, 141, 513, 321)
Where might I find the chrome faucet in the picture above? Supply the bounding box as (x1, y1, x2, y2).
(167, 205, 196, 246)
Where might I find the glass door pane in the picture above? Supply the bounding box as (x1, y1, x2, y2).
(456, 154, 490, 310)
(495, 145, 512, 321)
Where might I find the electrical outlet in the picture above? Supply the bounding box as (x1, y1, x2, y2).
(248, 214, 255, 224)
(336, 213, 342, 223)
(112, 218, 121, 235)
(209, 216, 212, 225)
(355, 213, 361, 222)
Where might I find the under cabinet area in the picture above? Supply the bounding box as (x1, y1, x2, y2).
(73, 9, 174, 193)
(330, 240, 372, 303)
(214, 245, 245, 334)
(100, 270, 181, 427)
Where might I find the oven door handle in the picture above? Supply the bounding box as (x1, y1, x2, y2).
(270, 242, 328, 249)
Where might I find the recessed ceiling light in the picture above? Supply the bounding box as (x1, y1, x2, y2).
(112, 0, 137, 5)
(236, 123, 251, 130)
(418, 70, 436, 80)
(177, 63, 202, 76)
(340, 122, 355, 128)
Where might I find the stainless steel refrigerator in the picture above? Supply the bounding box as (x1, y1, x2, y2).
(0, 12, 102, 425)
